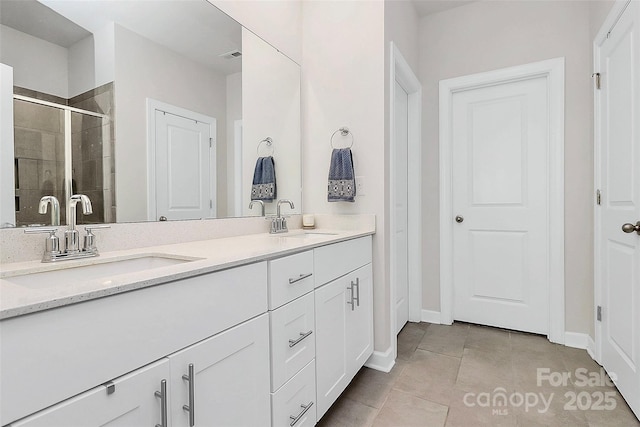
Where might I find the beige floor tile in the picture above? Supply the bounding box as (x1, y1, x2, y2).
(394, 349, 461, 406)
(397, 322, 429, 361)
(456, 347, 513, 393)
(513, 385, 590, 427)
(372, 390, 448, 427)
(511, 350, 568, 391)
(465, 324, 511, 353)
(343, 361, 406, 409)
(317, 396, 379, 427)
(510, 331, 560, 357)
(418, 323, 469, 358)
(445, 387, 517, 427)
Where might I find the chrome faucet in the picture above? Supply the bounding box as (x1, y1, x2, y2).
(38, 196, 60, 226)
(65, 194, 93, 253)
(249, 200, 265, 216)
(26, 194, 110, 262)
(271, 199, 295, 234)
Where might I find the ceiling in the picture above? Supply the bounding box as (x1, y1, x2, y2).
(412, 0, 478, 17)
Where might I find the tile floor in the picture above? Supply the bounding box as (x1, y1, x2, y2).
(317, 322, 640, 427)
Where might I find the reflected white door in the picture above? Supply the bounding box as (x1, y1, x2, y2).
(394, 81, 409, 334)
(155, 110, 215, 220)
(451, 76, 549, 334)
(598, 0, 640, 418)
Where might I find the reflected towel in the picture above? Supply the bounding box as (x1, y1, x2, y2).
(328, 148, 356, 202)
(251, 156, 276, 202)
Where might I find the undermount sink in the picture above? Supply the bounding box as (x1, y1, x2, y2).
(281, 231, 339, 238)
(3, 255, 198, 290)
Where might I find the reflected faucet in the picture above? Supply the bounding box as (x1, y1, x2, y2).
(38, 196, 60, 226)
(249, 200, 265, 217)
(271, 199, 295, 234)
(65, 194, 93, 253)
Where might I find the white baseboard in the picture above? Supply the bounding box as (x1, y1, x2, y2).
(586, 335, 596, 361)
(564, 332, 592, 350)
(421, 309, 442, 324)
(365, 347, 395, 373)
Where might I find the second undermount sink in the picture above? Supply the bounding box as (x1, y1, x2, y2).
(3, 254, 199, 290)
(282, 231, 339, 238)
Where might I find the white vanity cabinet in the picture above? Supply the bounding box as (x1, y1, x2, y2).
(168, 314, 271, 427)
(11, 360, 171, 427)
(314, 237, 373, 420)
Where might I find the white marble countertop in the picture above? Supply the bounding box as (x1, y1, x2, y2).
(0, 228, 374, 320)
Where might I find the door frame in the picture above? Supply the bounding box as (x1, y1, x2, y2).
(439, 58, 565, 344)
(146, 98, 216, 221)
(389, 42, 422, 356)
(593, 0, 634, 364)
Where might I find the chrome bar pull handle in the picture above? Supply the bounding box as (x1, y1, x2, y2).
(289, 330, 313, 348)
(347, 283, 355, 311)
(289, 272, 313, 284)
(154, 379, 167, 427)
(182, 364, 195, 427)
(289, 401, 314, 426)
(352, 278, 360, 307)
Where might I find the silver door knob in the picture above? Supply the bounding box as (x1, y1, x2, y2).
(159, 216, 168, 221)
(455, 215, 464, 223)
(622, 221, 640, 235)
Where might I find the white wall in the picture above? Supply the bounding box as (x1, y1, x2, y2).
(209, 0, 302, 65)
(418, 0, 602, 337)
(68, 35, 96, 97)
(302, 0, 388, 351)
(226, 72, 242, 217)
(242, 29, 301, 216)
(0, 64, 15, 227)
(113, 25, 228, 222)
(0, 25, 69, 98)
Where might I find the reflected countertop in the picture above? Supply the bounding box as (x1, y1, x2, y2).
(0, 228, 374, 320)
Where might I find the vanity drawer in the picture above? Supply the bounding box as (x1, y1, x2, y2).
(271, 360, 316, 427)
(269, 250, 314, 309)
(270, 292, 315, 391)
(314, 236, 372, 287)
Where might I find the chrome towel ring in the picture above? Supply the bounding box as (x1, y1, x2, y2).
(257, 137, 274, 156)
(330, 127, 354, 149)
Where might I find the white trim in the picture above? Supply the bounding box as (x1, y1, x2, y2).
(365, 347, 395, 373)
(389, 42, 423, 361)
(593, 0, 632, 368)
(0, 64, 16, 228)
(233, 120, 243, 217)
(146, 98, 216, 221)
(565, 332, 591, 350)
(587, 336, 597, 362)
(439, 57, 565, 344)
(421, 309, 442, 325)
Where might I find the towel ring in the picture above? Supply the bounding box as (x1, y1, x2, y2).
(330, 127, 354, 149)
(257, 137, 274, 156)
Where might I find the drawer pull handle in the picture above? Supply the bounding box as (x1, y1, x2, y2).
(347, 278, 360, 311)
(154, 379, 168, 427)
(289, 401, 314, 426)
(289, 330, 313, 347)
(289, 273, 312, 284)
(353, 278, 360, 307)
(182, 363, 195, 427)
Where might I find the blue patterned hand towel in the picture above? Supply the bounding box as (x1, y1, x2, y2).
(251, 156, 276, 202)
(328, 148, 356, 202)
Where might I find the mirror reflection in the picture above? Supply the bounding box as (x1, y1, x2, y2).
(0, 0, 301, 228)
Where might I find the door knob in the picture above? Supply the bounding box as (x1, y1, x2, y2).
(159, 216, 168, 221)
(622, 221, 640, 235)
(455, 215, 464, 223)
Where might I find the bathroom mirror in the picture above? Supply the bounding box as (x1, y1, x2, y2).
(0, 0, 301, 228)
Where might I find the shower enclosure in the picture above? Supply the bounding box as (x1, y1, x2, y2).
(13, 94, 112, 227)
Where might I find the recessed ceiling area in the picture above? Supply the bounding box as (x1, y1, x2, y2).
(412, 0, 478, 17)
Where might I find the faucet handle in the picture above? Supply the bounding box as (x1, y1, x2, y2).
(24, 228, 60, 255)
(83, 225, 110, 252)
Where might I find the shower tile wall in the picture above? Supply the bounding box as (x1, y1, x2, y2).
(13, 83, 115, 227)
(69, 82, 115, 224)
(13, 97, 66, 226)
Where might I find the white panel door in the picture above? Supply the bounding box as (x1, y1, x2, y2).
(155, 110, 214, 220)
(394, 80, 409, 334)
(598, 0, 640, 419)
(451, 76, 549, 334)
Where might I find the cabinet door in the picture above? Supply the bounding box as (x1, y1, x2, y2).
(169, 314, 270, 427)
(346, 264, 374, 376)
(314, 276, 349, 419)
(11, 360, 170, 427)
